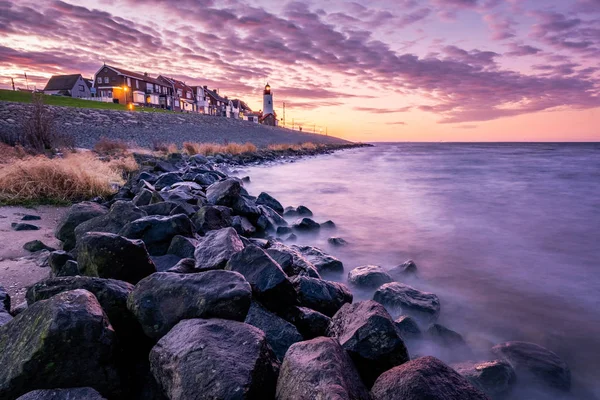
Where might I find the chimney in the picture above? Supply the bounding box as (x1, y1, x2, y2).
(144, 72, 148, 77)
(203, 85, 207, 89)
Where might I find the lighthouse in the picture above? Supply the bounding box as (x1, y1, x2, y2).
(263, 83, 274, 115)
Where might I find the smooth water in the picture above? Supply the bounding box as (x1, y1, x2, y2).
(241, 143, 600, 399)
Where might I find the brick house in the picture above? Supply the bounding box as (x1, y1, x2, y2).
(157, 76, 196, 112)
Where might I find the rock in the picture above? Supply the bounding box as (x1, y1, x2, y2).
(0, 290, 120, 399)
(328, 237, 347, 246)
(139, 201, 178, 216)
(292, 217, 320, 232)
(452, 360, 516, 399)
(77, 232, 156, 284)
(154, 160, 178, 173)
(154, 172, 183, 190)
(34, 250, 51, 267)
(166, 257, 196, 273)
(256, 205, 288, 232)
(232, 215, 257, 236)
(0, 285, 11, 326)
(282, 233, 297, 242)
(23, 240, 55, 253)
(225, 245, 297, 311)
(428, 324, 467, 348)
(232, 195, 262, 220)
(193, 227, 244, 271)
(190, 154, 210, 164)
(55, 201, 108, 250)
(373, 282, 441, 323)
(292, 275, 352, 317)
(16, 388, 106, 400)
(268, 243, 320, 278)
(371, 356, 489, 400)
(150, 318, 279, 399)
(54, 260, 79, 277)
(283, 205, 313, 217)
(166, 235, 197, 259)
(388, 259, 418, 279)
(128, 271, 252, 339)
(206, 178, 242, 206)
(321, 220, 336, 229)
(276, 337, 371, 400)
(491, 341, 571, 392)
(394, 315, 422, 340)
(293, 245, 344, 275)
(132, 188, 163, 206)
(256, 192, 284, 215)
(328, 300, 410, 386)
(277, 226, 293, 235)
(119, 214, 194, 256)
(150, 254, 182, 272)
(282, 306, 331, 340)
(11, 222, 40, 231)
(48, 251, 75, 277)
(21, 214, 41, 221)
(74, 201, 146, 245)
(245, 301, 303, 361)
(11, 301, 27, 316)
(348, 265, 394, 289)
(192, 205, 232, 233)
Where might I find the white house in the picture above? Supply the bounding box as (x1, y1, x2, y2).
(43, 74, 91, 98)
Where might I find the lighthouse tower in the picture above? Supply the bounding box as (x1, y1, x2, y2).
(263, 83, 274, 115)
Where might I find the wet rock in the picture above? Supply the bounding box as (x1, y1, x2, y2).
(48, 251, 75, 277)
(284, 205, 313, 218)
(371, 356, 489, 400)
(245, 301, 303, 361)
(394, 315, 422, 340)
(225, 245, 297, 311)
(119, 214, 194, 256)
(132, 188, 163, 207)
(192, 205, 232, 233)
(328, 237, 347, 246)
(74, 201, 146, 245)
(77, 232, 156, 284)
(55, 201, 108, 250)
(292, 217, 320, 232)
(16, 387, 106, 400)
(154, 172, 183, 190)
(128, 271, 252, 339)
(11, 222, 40, 231)
(21, 214, 41, 221)
(256, 192, 284, 215)
(166, 257, 196, 274)
(348, 265, 394, 289)
(328, 300, 410, 386)
(453, 360, 516, 399)
(10, 301, 27, 317)
(491, 341, 571, 392)
(232, 195, 262, 220)
(282, 306, 331, 340)
(23, 240, 55, 253)
(373, 282, 441, 323)
(256, 205, 288, 232)
(428, 324, 468, 348)
(190, 154, 210, 165)
(388, 259, 418, 279)
(0, 290, 120, 399)
(206, 178, 242, 206)
(151, 254, 181, 272)
(193, 227, 245, 271)
(282, 233, 297, 242)
(321, 220, 336, 229)
(166, 235, 197, 259)
(277, 226, 293, 236)
(0, 285, 11, 326)
(232, 215, 257, 236)
(54, 260, 79, 277)
(292, 275, 352, 317)
(276, 337, 371, 400)
(150, 318, 279, 399)
(139, 201, 178, 216)
(293, 245, 344, 275)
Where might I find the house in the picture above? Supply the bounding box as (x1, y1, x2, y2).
(205, 88, 232, 117)
(157, 76, 196, 112)
(192, 86, 211, 114)
(244, 112, 260, 124)
(231, 99, 252, 120)
(43, 74, 92, 98)
(93, 64, 171, 108)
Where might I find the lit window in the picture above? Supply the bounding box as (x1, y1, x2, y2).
(127, 77, 131, 87)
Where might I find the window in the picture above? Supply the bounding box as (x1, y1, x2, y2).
(104, 77, 109, 84)
(79, 85, 84, 92)
(97, 77, 102, 84)
(103, 68, 108, 73)
(177, 89, 183, 97)
(135, 80, 139, 88)
(127, 77, 131, 87)
(186, 92, 191, 99)
(147, 83, 154, 92)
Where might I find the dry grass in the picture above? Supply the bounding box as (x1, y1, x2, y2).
(267, 142, 321, 152)
(0, 152, 136, 205)
(94, 137, 129, 155)
(182, 142, 257, 156)
(0, 143, 29, 164)
(153, 142, 179, 154)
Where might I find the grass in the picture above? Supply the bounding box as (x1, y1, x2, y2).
(267, 142, 322, 151)
(182, 142, 257, 156)
(0, 152, 138, 205)
(94, 137, 129, 155)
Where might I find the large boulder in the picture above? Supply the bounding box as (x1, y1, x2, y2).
(154, 172, 183, 190)
(373, 282, 441, 323)
(293, 245, 343, 275)
(16, 388, 106, 400)
(371, 356, 490, 400)
(348, 265, 394, 289)
(206, 179, 242, 206)
(193, 227, 245, 271)
(119, 214, 194, 256)
(388, 259, 418, 279)
(226, 245, 297, 311)
(245, 301, 303, 361)
(281, 306, 331, 340)
(276, 337, 371, 400)
(328, 300, 410, 387)
(48, 251, 75, 278)
(267, 243, 320, 278)
(150, 318, 279, 400)
(139, 201, 178, 216)
(491, 341, 571, 392)
(77, 232, 156, 284)
(132, 187, 163, 207)
(55, 202, 108, 250)
(232, 215, 257, 236)
(73, 201, 146, 245)
(127, 271, 252, 339)
(0, 285, 11, 326)
(192, 205, 232, 234)
(452, 360, 516, 399)
(292, 275, 353, 317)
(166, 235, 197, 259)
(0, 290, 120, 399)
(256, 192, 284, 215)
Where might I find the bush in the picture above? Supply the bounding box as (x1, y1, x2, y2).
(21, 93, 74, 152)
(153, 141, 178, 154)
(94, 137, 129, 155)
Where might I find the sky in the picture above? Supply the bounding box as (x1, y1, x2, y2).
(0, 0, 599, 142)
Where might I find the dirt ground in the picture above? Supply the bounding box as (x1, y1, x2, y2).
(0, 205, 67, 310)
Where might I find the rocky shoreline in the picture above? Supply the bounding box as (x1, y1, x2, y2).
(0, 148, 572, 399)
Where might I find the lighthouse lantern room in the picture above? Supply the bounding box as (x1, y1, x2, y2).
(263, 83, 274, 115)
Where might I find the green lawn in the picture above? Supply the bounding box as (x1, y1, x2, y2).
(0, 89, 169, 113)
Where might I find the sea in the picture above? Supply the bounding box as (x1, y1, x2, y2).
(239, 142, 600, 400)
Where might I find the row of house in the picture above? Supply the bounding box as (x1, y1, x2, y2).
(43, 64, 274, 124)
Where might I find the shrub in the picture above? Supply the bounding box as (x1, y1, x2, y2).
(21, 93, 74, 152)
(153, 141, 178, 154)
(94, 137, 129, 155)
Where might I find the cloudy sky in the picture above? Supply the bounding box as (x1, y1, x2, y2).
(1, 0, 599, 141)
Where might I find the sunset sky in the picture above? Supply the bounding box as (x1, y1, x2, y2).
(1, 0, 599, 141)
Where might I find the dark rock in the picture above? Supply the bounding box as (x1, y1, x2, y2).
(256, 192, 284, 215)
(128, 271, 252, 339)
(296, 205, 313, 216)
(74, 201, 146, 245)
(0, 285, 11, 326)
(276, 337, 371, 400)
(453, 360, 516, 399)
(373, 282, 441, 323)
(245, 301, 303, 361)
(328, 236, 347, 246)
(150, 318, 279, 399)
(11, 222, 40, 231)
(55, 201, 108, 250)
(292, 275, 352, 317)
(169, 201, 198, 217)
(321, 220, 336, 229)
(225, 245, 297, 311)
(428, 324, 467, 348)
(206, 178, 242, 206)
(328, 300, 410, 386)
(154, 160, 178, 173)
(77, 232, 156, 284)
(139, 201, 178, 216)
(491, 341, 571, 392)
(136, 171, 157, 183)
(0, 290, 120, 399)
(292, 217, 320, 232)
(167, 235, 197, 259)
(371, 356, 489, 400)
(282, 306, 331, 340)
(0, 311, 12, 326)
(11, 301, 27, 317)
(283, 206, 299, 217)
(132, 188, 163, 207)
(34, 250, 51, 268)
(23, 240, 55, 253)
(241, 176, 251, 183)
(282, 233, 297, 242)
(394, 315, 422, 340)
(21, 214, 41, 221)
(193, 227, 244, 271)
(16, 387, 106, 400)
(276, 226, 293, 235)
(256, 205, 288, 232)
(150, 254, 181, 272)
(266, 247, 294, 273)
(232, 195, 262, 220)
(293, 245, 344, 275)
(154, 172, 183, 190)
(192, 205, 232, 233)
(166, 257, 196, 273)
(348, 265, 394, 289)
(119, 214, 194, 256)
(388, 259, 418, 279)
(48, 251, 75, 277)
(54, 260, 79, 277)
(249, 238, 270, 248)
(232, 215, 257, 236)
(190, 154, 210, 164)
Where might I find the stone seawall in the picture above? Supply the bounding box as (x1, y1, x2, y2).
(0, 101, 350, 149)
